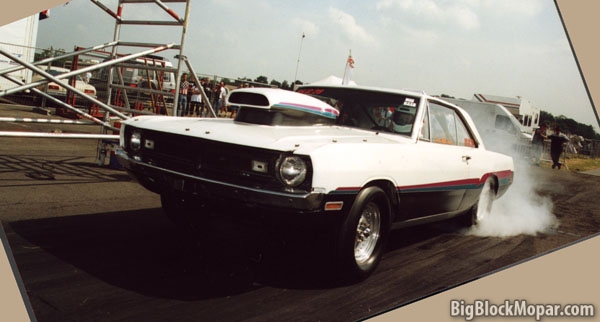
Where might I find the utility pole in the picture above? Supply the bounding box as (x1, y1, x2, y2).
(293, 32, 305, 88)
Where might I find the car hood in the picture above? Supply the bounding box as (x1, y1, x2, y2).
(123, 116, 412, 153)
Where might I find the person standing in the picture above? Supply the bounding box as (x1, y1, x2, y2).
(218, 81, 228, 116)
(214, 83, 222, 116)
(84, 71, 92, 83)
(531, 123, 548, 165)
(186, 81, 193, 116)
(202, 78, 213, 117)
(177, 73, 190, 117)
(189, 82, 202, 117)
(548, 127, 569, 170)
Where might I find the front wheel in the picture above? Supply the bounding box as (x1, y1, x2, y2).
(334, 186, 391, 282)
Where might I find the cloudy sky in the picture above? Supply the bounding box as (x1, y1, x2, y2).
(34, 0, 598, 130)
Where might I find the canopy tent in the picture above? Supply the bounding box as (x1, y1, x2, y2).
(309, 75, 357, 86)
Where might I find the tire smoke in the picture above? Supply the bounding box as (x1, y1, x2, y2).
(467, 144, 559, 237)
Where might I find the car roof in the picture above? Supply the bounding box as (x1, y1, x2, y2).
(298, 83, 429, 98)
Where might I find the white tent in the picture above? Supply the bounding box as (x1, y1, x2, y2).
(309, 75, 357, 86)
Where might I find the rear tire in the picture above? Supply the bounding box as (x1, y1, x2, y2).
(475, 176, 497, 225)
(334, 186, 391, 282)
(463, 176, 497, 227)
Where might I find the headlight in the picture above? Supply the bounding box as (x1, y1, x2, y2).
(130, 130, 142, 151)
(278, 155, 307, 187)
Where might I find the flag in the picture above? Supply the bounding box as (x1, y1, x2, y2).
(342, 54, 354, 85)
(39, 9, 50, 20)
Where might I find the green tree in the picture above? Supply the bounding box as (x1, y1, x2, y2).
(270, 79, 281, 88)
(539, 110, 553, 127)
(34, 47, 69, 67)
(254, 75, 269, 84)
(236, 77, 252, 86)
(540, 111, 600, 139)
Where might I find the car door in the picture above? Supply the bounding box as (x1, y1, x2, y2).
(400, 101, 474, 219)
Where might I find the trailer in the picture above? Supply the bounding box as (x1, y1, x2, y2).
(0, 14, 39, 91)
(473, 93, 540, 135)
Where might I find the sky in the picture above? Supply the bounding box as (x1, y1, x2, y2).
(32, 0, 599, 131)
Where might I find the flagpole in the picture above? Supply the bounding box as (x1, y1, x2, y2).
(342, 49, 352, 85)
(293, 32, 305, 87)
(342, 53, 348, 84)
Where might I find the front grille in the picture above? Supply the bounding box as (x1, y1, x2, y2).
(124, 126, 312, 193)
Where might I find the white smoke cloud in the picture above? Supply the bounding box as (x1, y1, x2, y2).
(467, 156, 559, 237)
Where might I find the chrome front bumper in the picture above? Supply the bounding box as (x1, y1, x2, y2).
(116, 149, 325, 211)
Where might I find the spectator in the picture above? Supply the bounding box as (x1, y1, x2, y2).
(189, 81, 202, 117)
(84, 71, 92, 83)
(373, 106, 392, 129)
(548, 127, 569, 170)
(177, 73, 190, 117)
(186, 81, 194, 116)
(218, 81, 229, 116)
(202, 78, 213, 117)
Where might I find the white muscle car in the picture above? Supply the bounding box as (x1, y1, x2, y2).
(33, 66, 97, 98)
(117, 84, 514, 282)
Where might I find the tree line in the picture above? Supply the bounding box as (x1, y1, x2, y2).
(540, 110, 600, 140)
(32, 48, 600, 140)
(221, 75, 303, 91)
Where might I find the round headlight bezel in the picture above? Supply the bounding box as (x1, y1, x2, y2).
(130, 130, 142, 151)
(277, 155, 308, 188)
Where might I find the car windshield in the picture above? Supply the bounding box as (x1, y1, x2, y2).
(297, 87, 420, 136)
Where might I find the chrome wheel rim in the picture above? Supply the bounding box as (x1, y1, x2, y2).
(354, 202, 381, 265)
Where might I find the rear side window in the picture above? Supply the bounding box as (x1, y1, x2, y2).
(428, 101, 476, 147)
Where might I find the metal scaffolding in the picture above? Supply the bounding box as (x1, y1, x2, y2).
(0, 0, 194, 165)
